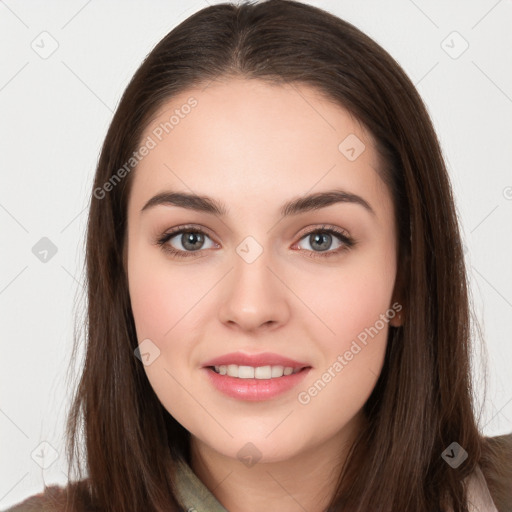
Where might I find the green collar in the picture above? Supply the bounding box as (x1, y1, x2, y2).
(174, 457, 229, 512)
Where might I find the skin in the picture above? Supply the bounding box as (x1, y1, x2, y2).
(126, 77, 402, 512)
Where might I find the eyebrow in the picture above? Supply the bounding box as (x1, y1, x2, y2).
(140, 189, 375, 218)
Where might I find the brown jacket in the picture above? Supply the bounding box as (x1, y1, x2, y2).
(3, 434, 511, 512)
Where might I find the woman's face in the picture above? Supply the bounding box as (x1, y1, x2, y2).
(126, 77, 401, 464)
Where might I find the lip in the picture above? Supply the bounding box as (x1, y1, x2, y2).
(201, 351, 310, 369)
(203, 366, 312, 401)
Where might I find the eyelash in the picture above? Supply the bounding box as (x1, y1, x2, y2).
(155, 224, 356, 260)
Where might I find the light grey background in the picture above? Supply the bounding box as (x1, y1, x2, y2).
(1, 0, 511, 508)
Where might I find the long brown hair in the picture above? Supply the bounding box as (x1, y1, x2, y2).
(62, 1, 509, 511)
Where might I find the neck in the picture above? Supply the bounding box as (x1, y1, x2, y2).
(189, 411, 366, 512)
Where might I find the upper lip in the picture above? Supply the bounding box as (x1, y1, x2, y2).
(202, 351, 310, 369)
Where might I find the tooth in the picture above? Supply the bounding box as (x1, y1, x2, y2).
(213, 364, 302, 379)
(255, 366, 272, 379)
(227, 364, 239, 377)
(238, 365, 255, 379)
(271, 365, 284, 378)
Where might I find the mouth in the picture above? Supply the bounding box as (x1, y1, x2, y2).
(203, 363, 312, 401)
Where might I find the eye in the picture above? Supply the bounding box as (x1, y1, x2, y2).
(294, 225, 355, 259)
(156, 225, 218, 258)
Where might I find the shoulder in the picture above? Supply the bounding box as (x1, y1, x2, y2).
(2, 480, 96, 512)
(465, 465, 500, 511)
(478, 432, 512, 512)
(2, 485, 67, 512)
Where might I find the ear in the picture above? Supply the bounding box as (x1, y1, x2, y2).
(389, 265, 406, 327)
(389, 304, 404, 327)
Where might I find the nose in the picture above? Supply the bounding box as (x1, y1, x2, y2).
(218, 248, 290, 333)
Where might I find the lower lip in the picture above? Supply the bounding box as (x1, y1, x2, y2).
(203, 367, 311, 401)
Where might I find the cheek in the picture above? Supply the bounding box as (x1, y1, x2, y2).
(293, 253, 396, 417)
(127, 246, 213, 382)
(127, 240, 199, 341)
(293, 249, 396, 429)
(127, 252, 201, 416)
(297, 253, 396, 351)
(128, 268, 174, 341)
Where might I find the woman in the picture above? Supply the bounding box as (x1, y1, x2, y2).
(5, 1, 511, 511)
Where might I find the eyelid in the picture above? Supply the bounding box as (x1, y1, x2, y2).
(295, 223, 351, 240)
(157, 223, 218, 241)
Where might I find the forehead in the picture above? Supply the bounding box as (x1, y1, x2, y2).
(128, 78, 390, 219)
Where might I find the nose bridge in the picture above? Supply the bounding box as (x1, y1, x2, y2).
(218, 234, 289, 330)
